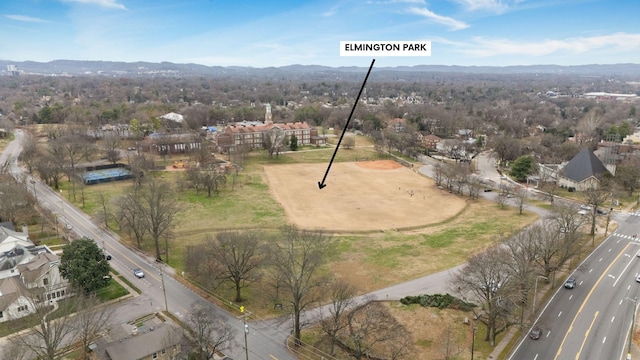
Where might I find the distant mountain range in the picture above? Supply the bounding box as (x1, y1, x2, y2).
(1, 60, 640, 79)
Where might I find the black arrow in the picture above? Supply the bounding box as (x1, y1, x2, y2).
(318, 59, 375, 189)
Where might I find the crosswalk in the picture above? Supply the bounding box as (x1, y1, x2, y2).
(619, 211, 640, 217)
(611, 233, 639, 241)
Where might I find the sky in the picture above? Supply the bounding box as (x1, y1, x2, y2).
(1, 0, 639, 68)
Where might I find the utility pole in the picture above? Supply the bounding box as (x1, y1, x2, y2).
(533, 275, 548, 315)
(240, 306, 249, 360)
(160, 266, 168, 312)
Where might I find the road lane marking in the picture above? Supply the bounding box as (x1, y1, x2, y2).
(603, 336, 606, 344)
(554, 243, 632, 360)
(534, 354, 539, 360)
(575, 311, 599, 360)
(270, 355, 279, 360)
(589, 269, 593, 273)
(612, 316, 615, 322)
(569, 295, 574, 300)
(558, 311, 562, 317)
(613, 253, 635, 287)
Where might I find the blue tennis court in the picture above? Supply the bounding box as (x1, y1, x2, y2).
(83, 167, 133, 185)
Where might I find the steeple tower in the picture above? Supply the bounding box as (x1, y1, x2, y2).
(265, 103, 273, 125)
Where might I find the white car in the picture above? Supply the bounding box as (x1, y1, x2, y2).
(580, 205, 592, 210)
(65, 223, 73, 230)
(133, 268, 144, 278)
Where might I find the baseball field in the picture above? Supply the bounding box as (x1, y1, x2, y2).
(262, 160, 466, 232)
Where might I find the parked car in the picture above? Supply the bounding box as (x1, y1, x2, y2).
(564, 277, 576, 289)
(529, 326, 542, 340)
(596, 208, 608, 215)
(580, 205, 592, 210)
(133, 268, 144, 278)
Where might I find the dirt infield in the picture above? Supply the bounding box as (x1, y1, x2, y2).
(262, 161, 466, 232)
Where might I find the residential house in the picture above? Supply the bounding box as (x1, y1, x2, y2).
(0, 225, 68, 323)
(104, 322, 183, 360)
(421, 134, 442, 151)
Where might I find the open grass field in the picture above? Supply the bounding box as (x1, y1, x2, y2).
(263, 160, 466, 232)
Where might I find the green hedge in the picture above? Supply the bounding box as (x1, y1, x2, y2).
(400, 293, 476, 311)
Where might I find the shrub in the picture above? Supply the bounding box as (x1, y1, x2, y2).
(400, 293, 476, 311)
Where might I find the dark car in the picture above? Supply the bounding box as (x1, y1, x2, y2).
(529, 326, 542, 340)
(103, 251, 112, 260)
(564, 277, 576, 289)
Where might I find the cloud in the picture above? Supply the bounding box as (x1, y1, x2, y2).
(451, 0, 515, 13)
(4, 14, 49, 23)
(459, 33, 640, 57)
(322, 5, 339, 17)
(408, 7, 469, 31)
(62, 0, 126, 10)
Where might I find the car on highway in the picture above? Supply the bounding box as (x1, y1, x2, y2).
(529, 326, 542, 340)
(103, 250, 112, 260)
(65, 223, 72, 230)
(133, 268, 144, 278)
(564, 277, 576, 289)
(636, 275, 640, 283)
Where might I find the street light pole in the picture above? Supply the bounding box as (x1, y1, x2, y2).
(240, 306, 249, 360)
(627, 297, 638, 358)
(533, 275, 548, 315)
(471, 324, 477, 360)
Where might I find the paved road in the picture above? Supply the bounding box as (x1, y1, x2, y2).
(5, 130, 296, 360)
(508, 212, 640, 360)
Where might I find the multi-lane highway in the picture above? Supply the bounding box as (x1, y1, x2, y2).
(509, 212, 640, 360)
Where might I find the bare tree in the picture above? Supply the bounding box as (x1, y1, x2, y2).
(532, 217, 581, 284)
(15, 282, 76, 360)
(187, 303, 237, 360)
(206, 230, 265, 302)
(72, 294, 114, 360)
(264, 126, 285, 158)
(466, 175, 483, 200)
(320, 280, 357, 356)
(439, 324, 463, 360)
(504, 229, 540, 325)
(337, 300, 412, 360)
(138, 178, 181, 261)
(451, 245, 513, 346)
(19, 131, 38, 174)
(342, 135, 356, 150)
(0, 180, 29, 224)
(113, 191, 149, 248)
(582, 180, 611, 236)
(102, 132, 122, 164)
(196, 165, 227, 197)
(514, 186, 528, 214)
(433, 162, 445, 187)
(269, 225, 333, 345)
(59, 125, 92, 201)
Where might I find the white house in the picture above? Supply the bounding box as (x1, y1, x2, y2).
(0, 226, 68, 323)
